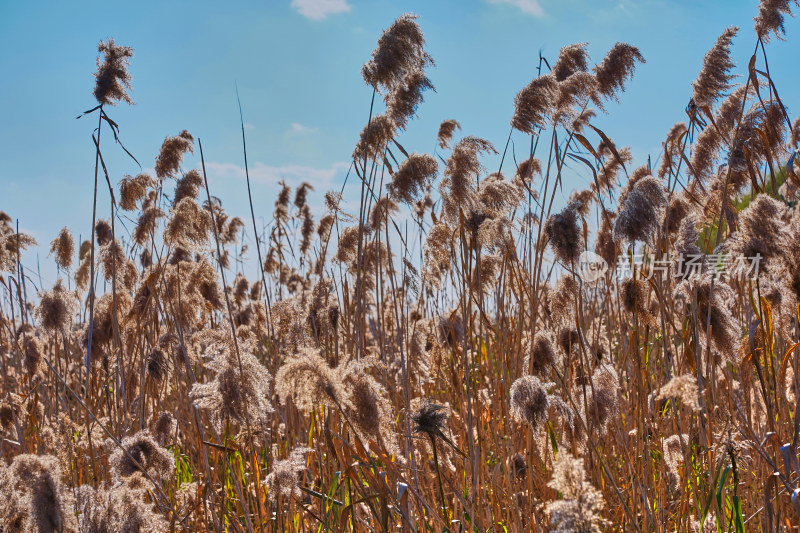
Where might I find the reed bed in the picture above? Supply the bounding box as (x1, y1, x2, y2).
(2, 1, 800, 531)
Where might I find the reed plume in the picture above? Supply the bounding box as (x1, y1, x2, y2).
(510, 375, 549, 430)
(388, 153, 438, 204)
(49, 228, 74, 271)
(754, 0, 799, 41)
(544, 200, 582, 265)
(511, 74, 558, 133)
(593, 42, 644, 101)
(692, 27, 738, 109)
(437, 119, 461, 149)
(361, 13, 433, 93)
(264, 447, 311, 502)
(155, 130, 194, 180)
(93, 39, 133, 105)
(545, 452, 609, 532)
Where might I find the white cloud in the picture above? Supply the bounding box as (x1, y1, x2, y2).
(291, 0, 351, 20)
(243, 123, 256, 131)
(205, 160, 349, 189)
(487, 0, 544, 17)
(287, 122, 319, 135)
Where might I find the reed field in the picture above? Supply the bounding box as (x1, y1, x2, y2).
(3, 0, 800, 531)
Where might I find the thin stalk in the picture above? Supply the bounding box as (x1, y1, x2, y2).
(236, 88, 275, 338)
(86, 106, 103, 394)
(198, 139, 256, 533)
(430, 434, 449, 525)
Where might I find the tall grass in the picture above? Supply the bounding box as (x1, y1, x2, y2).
(2, 2, 800, 531)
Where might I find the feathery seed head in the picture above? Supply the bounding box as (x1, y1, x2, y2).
(510, 375, 549, 429)
(511, 74, 558, 133)
(593, 42, 644, 101)
(552, 42, 590, 82)
(692, 27, 738, 109)
(411, 398, 449, 439)
(361, 13, 432, 92)
(754, 0, 799, 41)
(544, 200, 582, 265)
(388, 153, 438, 205)
(437, 119, 461, 149)
(93, 39, 133, 105)
(49, 227, 74, 271)
(109, 431, 174, 480)
(155, 130, 194, 180)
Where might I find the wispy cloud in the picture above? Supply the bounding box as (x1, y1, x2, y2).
(287, 122, 319, 136)
(243, 123, 256, 131)
(291, 0, 351, 20)
(487, 0, 544, 17)
(206, 160, 349, 189)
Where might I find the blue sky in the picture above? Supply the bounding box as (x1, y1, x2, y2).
(1, 0, 798, 286)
